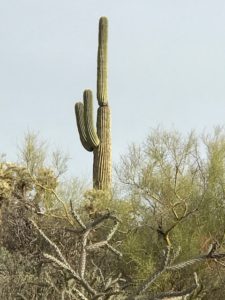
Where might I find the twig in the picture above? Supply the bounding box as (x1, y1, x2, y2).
(70, 199, 86, 229)
(28, 172, 73, 225)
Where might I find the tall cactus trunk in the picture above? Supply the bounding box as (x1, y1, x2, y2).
(93, 106, 111, 189)
(75, 17, 112, 190)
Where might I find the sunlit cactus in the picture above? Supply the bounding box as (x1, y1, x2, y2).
(75, 17, 112, 190)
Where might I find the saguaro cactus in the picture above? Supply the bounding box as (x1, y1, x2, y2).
(75, 17, 111, 190)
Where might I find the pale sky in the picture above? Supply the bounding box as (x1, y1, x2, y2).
(1, 0, 225, 180)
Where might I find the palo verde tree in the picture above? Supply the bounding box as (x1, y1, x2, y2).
(75, 17, 112, 190)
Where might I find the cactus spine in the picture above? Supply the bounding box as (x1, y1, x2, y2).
(75, 17, 111, 190)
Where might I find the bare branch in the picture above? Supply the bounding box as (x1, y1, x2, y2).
(70, 199, 86, 229)
(30, 219, 70, 268)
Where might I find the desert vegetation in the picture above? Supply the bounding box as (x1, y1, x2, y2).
(1, 17, 225, 300)
(1, 127, 225, 299)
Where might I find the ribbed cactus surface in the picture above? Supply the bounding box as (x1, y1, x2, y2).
(75, 17, 112, 190)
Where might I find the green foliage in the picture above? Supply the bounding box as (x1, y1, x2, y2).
(2, 125, 225, 298)
(0, 162, 33, 200)
(121, 230, 155, 281)
(115, 127, 225, 296)
(19, 131, 47, 174)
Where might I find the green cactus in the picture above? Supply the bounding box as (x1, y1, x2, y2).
(75, 17, 112, 190)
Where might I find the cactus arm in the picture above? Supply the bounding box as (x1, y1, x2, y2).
(97, 17, 108, 106)
(83, 90, 100, 148)
(75, 102, 93, 152)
